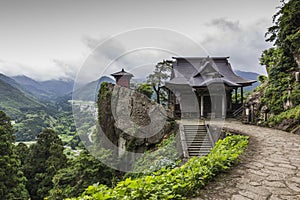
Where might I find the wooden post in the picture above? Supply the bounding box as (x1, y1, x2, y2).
(235, 88, 238, 104)
(241, 87, 244, 105)
(201, 95, 204, 117)
(229, 91, 232, 111)
(222, 95, 226, 117)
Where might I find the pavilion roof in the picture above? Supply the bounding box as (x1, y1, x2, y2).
(111, 68, 134, 77)
(166, 57, 256, 88)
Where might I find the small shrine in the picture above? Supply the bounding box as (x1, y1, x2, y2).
(111, 68, 134, 88)
(165, 57, 256, 118)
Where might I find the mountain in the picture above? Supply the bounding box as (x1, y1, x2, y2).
(12, 75, 74, 101)
(12, 75, 53, 100)
(40, 79, 74, 97)
(73, 76, 115, 101)
(234, 70, 261, 92)
(0, 73, 24, 91)
(0, 79, 45, 119)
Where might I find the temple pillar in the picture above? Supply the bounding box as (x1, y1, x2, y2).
(200, 95, 204, 117)
(235, 88, 238, 104)
(222, 95, 226, 117)
(229, 91, 232, 111)
(241, 87, 244, 105)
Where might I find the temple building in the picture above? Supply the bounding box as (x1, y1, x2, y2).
(111, 68, 134, 88)
(165, 57, 256, 119)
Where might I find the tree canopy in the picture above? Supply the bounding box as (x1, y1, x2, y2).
(0, 111, 29, 199)
(49, 149, 115, 199)
(147, 60, 173, 104)
(266, 0, 300, 57)
(259, 0, 300, 114)
(137, 83, 154, 99)
(24, 128, 67, 200)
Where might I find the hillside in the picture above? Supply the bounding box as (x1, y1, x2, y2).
(73, 76, 114, 101)
(0, 73, 25, 91)
(234, 70, 260, 91)
(0, 74, 77, 141)
(40, 79, 74, 97)
(12, 75, 74, 101)
(0, 79, 45, 119)
(244, 0, 300, 133)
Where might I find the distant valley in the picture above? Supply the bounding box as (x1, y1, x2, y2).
(0, 70, 259, 142)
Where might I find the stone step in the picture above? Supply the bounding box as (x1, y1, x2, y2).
(187, 144, 212, 147)
(184, 126, 206, 128)
(184, 128, 206, 130)
(184, 127, 206, 130)
(186, 140, 211, 142)
(189, 153, 210, 157)
(188, 148, 212, 152)
(184, 125, 205, 126)
(184, 131, 206, 133)
(186, 142, 210, 145)
(188, 152, 211, 156)
(185, 134, 207, 136)
(185, 131, 207, 134)
(185, 137, 207, 141)
(184, 131, 207, 134)
(186, 133, 207, 135)
(188, 146, 211, 150)
(181, 124, 214, 157)
(185, 135, 207, 138)
(188, 148, 212, 151)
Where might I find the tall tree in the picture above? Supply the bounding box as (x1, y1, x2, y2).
(259, 0, 300, 114)
(15, 142, 29, 172)
(0, 111, 29, 199)
(147, 60, 173, 104)
(137, 83, 154, 99)
(24, 129, 67, 200)
(266, 0, 300, 62)
(49, 149, 115, 199)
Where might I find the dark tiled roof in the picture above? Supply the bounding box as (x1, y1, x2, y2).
(192, 78, 241, 87)
(111, 68, 134, 77)
(166, 57, 256, 88)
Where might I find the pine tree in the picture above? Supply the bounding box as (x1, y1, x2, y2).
(24, 128, 67, 200)
(0, 111, 29, 199)
(49, 149, 114, 199)
(259, 0, 300, 114)
(147, 60, 173, 104)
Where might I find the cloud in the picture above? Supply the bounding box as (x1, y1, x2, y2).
(75, 34, 180, 85)
(199, 18, 271, 74)
(52, 59, 79, 81)
(0, 59, 79, 81)
(208, 18, 241, 32)
(83, 36, 127, 61)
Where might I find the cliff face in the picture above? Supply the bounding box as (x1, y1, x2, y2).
(97, 82, 175, 156)
(245, 79, 299, 133)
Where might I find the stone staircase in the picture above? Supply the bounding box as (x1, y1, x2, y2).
(183, 124, 214, 157)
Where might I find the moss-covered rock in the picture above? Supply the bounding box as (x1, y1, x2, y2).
(97, 82, 175, 161)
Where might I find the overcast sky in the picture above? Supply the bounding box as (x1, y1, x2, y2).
(0, 0, 281, 82)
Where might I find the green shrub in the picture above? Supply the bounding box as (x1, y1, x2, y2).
(124, 134, 180, 179)
(68, 134, 248, 200)
(137, 84, 154, 99)
(268, 105, 300, 126)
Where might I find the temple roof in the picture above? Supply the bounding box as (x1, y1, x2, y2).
(111, 68, 134, 77)
(166, 57, 256, 88)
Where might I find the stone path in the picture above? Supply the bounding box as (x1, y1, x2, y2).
(193, 120, 300, 200)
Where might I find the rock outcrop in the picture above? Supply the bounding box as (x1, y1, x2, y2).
(97, 82, 175, 156)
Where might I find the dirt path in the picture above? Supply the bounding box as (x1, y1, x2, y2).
(193, 120, 300, 200)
